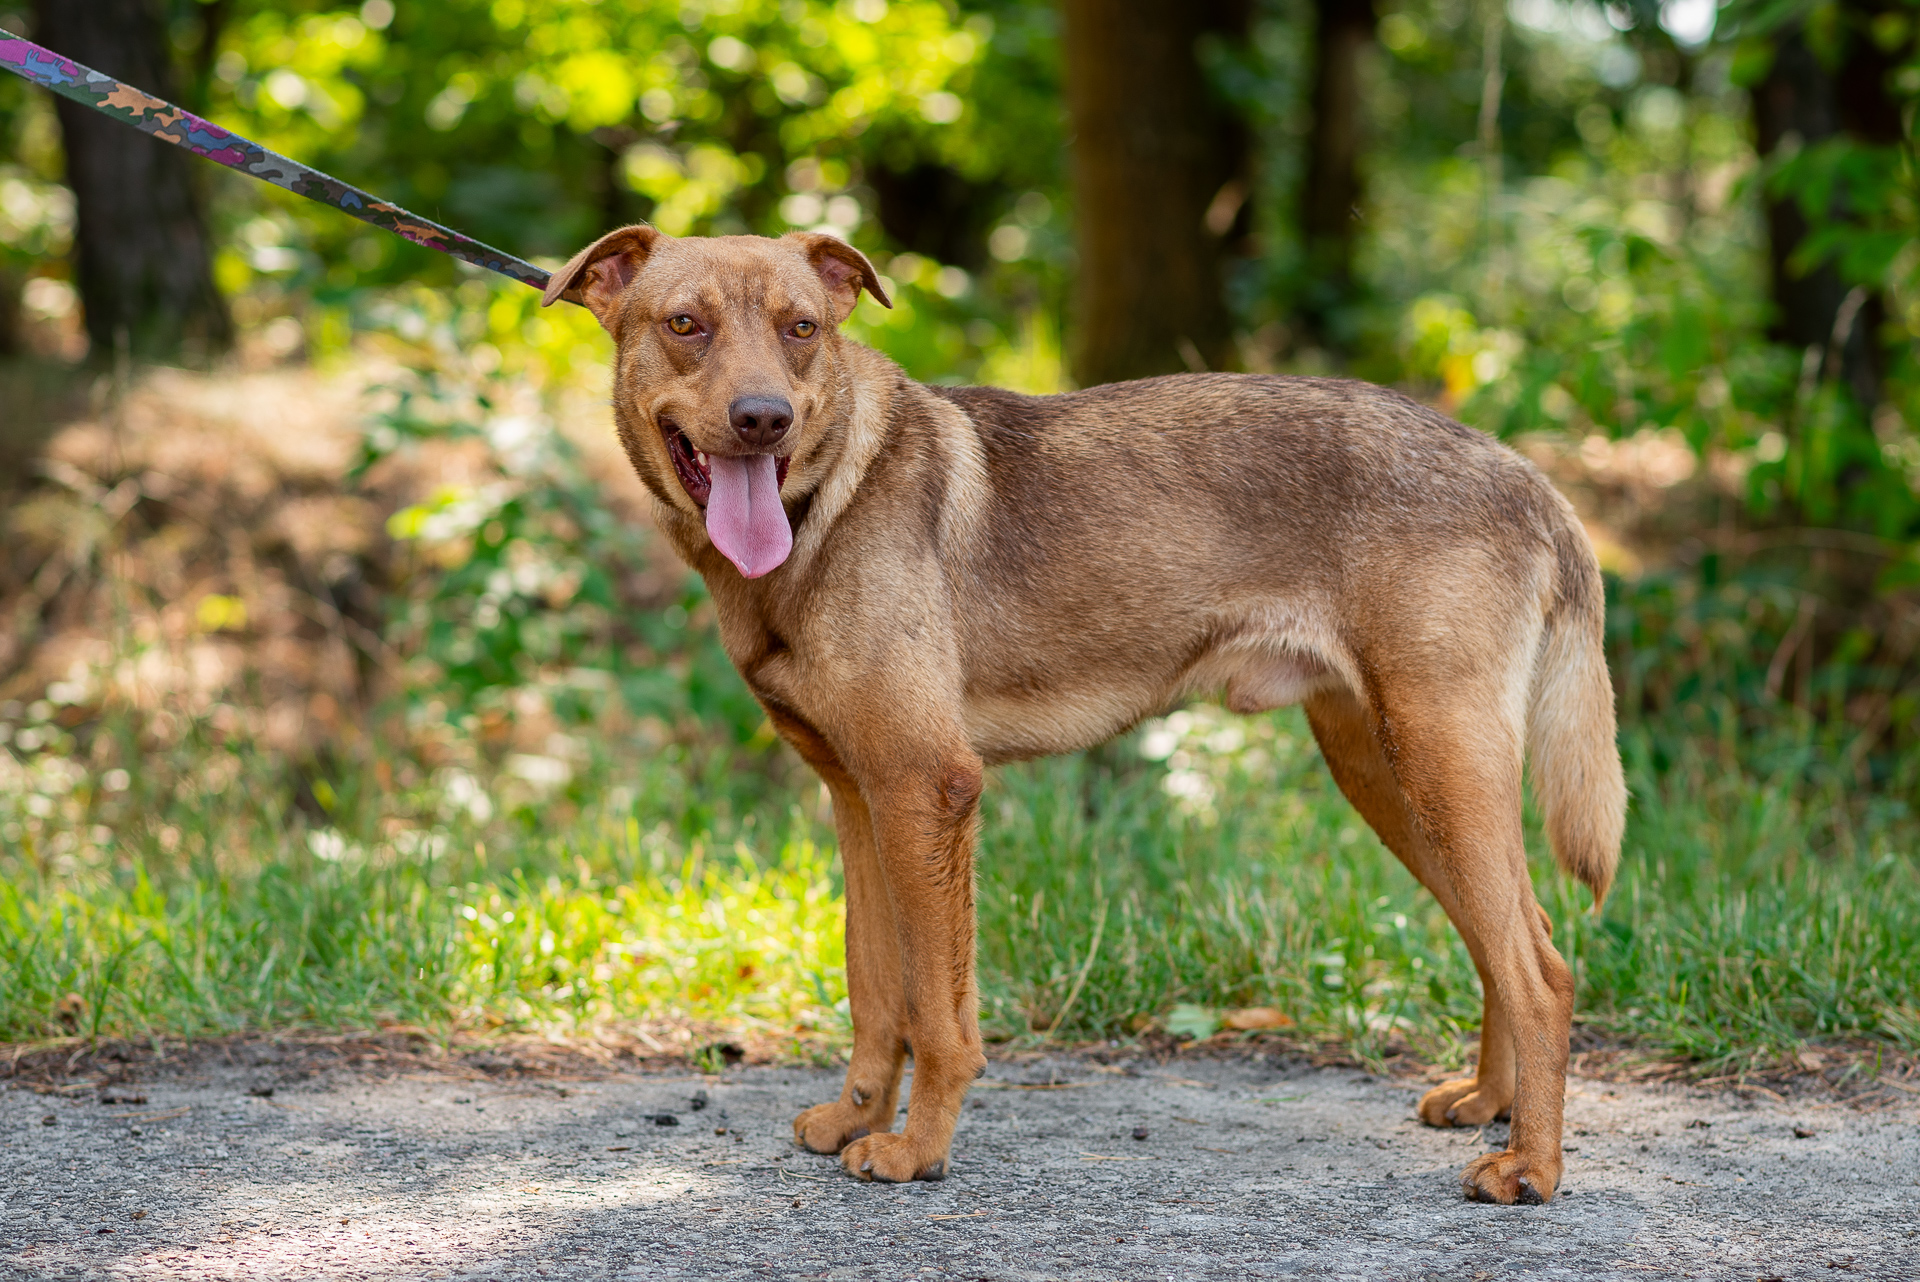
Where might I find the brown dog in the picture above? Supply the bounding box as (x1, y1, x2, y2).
(542, 226, 1627, 1204)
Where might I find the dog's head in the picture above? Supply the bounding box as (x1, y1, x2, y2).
(542, 227, 889, 579)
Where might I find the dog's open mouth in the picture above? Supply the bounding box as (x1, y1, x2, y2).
(663, 423, 790, 507)
(662, 420, 794, 579)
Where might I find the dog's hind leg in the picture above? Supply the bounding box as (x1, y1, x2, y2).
(1306, 683, 1572, 1204)
(1305, 689, 1516, 1126)
(793, 771, 910, 1155)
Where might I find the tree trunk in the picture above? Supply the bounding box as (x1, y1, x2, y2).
(1061, 0, 1249, 386)
(1751, 3, 1903, 407)
(1298, 0, 1376, 343)
(0, 265, 21, 356)
(32, 0, 230, 363)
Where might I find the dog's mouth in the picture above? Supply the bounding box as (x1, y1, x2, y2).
(662, 421, 790, 507)
(661, 419, 794, 579)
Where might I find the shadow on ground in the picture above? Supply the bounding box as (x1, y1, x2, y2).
(2, 1049, 1916, 1280)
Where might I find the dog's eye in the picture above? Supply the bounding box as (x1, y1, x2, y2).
(667, 315, 698, 336)
(791, 320, 816, 339)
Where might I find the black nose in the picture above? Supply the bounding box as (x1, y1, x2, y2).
(729, 396, 793, 449)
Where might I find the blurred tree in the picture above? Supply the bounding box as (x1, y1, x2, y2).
(1061, 0, 1249, 384)
(0, 271, 18, 354)
(1748, 0, 1905, 408)
(1298, 0, 1375, 344)
(31, 0, 230, 361)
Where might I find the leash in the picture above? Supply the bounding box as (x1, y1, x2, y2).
(0, 30, 568, 300)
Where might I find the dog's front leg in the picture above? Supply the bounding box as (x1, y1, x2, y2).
(835, 751, 988, 1183)
(794, 772, 909, 1154)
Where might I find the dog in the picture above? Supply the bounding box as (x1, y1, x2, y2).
(541, 226, 1627, 1204)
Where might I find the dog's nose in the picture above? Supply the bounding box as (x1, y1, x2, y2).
(729, 397, 793, 449)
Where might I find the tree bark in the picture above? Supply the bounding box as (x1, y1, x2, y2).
(32, 0, 230, 363)
(1061, 0, 1249, 386)
(0, 265, 21, 357)
(1751, 3, 1902, 407)
(1298, 0, 1376, 343)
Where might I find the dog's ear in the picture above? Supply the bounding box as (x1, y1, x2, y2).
(788, 233, 892, 324)
(541, 225, 665, 333)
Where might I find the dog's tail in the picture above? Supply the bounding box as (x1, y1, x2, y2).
(1526, 520, 1627, 907)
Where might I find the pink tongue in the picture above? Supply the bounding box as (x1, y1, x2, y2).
(704, 454, 792, 578)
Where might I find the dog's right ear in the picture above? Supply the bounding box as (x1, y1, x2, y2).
(541, 225, 665, 334)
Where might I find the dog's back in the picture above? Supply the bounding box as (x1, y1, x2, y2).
(910, 378, 1580, 739)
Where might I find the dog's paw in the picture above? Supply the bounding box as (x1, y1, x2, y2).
(840, 1131, 948, 1183)
(1460, 1149, 1559, 1205)
(1418, 1078, 1510, 1128)
(793, 1101, 885, 1154)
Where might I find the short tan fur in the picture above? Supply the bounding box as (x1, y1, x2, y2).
(545, 226, 1628, 1204)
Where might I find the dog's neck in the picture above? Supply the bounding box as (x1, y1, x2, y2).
(784, 339, 901, 570)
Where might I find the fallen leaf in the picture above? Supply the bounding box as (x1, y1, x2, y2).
(1164, 1004, 1220, 1041)
(1222, 1006, 1293, 1031)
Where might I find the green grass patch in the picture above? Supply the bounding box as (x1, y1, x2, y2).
(4, 700, 1917, 1073)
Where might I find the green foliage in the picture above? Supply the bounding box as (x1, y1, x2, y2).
(7, 694, 1917, 1071)
(0, 737, 845, 1039)
(5, 0, 1920, 1068)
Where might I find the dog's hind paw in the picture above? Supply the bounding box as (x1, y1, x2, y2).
(840, 1131, 949, 1183)
(794, 1101, 885, 1154)
(1460, 1149, 1559, 1205)
(1418, 1078, 1510, 1128)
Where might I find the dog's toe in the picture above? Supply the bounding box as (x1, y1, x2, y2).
(840, 1132, 947, 1183)
(1418, 1079, 1509, 1128)
(1460, 1149, 1560, 1204)
(794, 1101, 883, 1154)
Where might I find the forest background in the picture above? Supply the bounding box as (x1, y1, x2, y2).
(1, 0, 1918, 1079)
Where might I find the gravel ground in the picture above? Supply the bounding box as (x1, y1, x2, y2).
(3, 1050, 1916, 1281)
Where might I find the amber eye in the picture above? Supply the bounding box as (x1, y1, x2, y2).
(667, 315, 698, 336)
(791, 320, 817, 339)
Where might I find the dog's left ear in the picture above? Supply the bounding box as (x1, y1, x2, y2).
(788, 233, 892, 324)
(541, 224, 666, 334)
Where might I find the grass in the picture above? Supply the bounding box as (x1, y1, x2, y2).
(4, 691, 1918, 1075)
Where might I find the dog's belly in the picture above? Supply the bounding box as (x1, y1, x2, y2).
(962, 627, 1345, 764)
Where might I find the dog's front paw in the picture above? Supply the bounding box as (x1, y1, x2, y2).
(793, 1101, 886, 1154)
(840, 1131, 949, 1183)
(1418, 1078, 1510, 1127)
(1460, 1149, 1560, 1204)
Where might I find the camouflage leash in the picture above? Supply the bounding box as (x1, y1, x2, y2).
(0, 30, 563, 299)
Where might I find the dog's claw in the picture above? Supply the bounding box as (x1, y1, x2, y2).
(1460, 1149, 1560, 1205)
(794, 1101, 889, 1154)
(1419, 1078, 1511, 1129)
(841, 1131, 950, 1184)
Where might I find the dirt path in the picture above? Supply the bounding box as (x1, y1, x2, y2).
(3, 1050, 1914, 1280)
